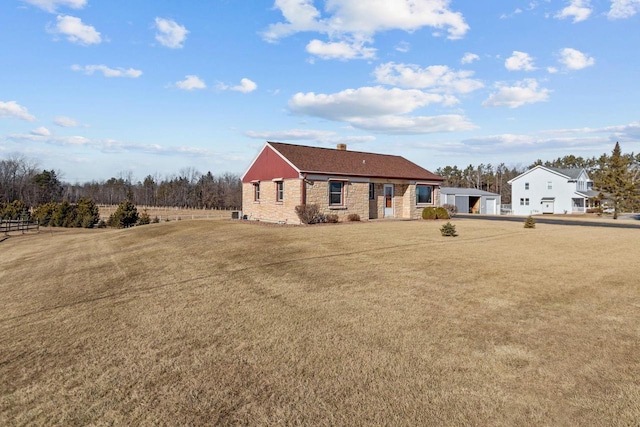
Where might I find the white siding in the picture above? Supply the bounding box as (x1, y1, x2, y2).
(510, 167, 580, 215)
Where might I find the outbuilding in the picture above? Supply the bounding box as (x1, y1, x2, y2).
(439, 187, 502, 215)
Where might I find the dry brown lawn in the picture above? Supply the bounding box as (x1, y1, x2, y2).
(1, 219, 639, 426)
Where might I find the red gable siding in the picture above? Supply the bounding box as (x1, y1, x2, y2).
(242, 144, 299, 183)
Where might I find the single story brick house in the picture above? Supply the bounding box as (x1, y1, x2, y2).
(241, 142, 444, 224)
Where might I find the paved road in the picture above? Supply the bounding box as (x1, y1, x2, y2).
(456, 214, 640, 229)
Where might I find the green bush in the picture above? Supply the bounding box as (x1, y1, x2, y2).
(435, 206, 450, 220)
(52, 201, 74, 227)
(32, 198, 99, 228)
(75, 197, 100, 228)
(422, 207, 436, 220)
(107, 200, 139, 228)
(137, 209, 151, 226)
(524, 215, 536, 229)
(0, 200, 28, 220)
(440, 221, 458, 237)
(32, 202, 57, 226)
(347, 213, 360, 221)
(295, 204, 323, 224)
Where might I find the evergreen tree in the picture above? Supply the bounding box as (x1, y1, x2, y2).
(107, 200, 139, 228)
(596, 142, 636, 219)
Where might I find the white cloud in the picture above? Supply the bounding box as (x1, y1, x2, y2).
(244, 129, 376, 145)
(461, 52, 479, 64)
(20, 0, 86, 13)
(482, 79, 550, 108)
(289, 86, 454, 121)
(154, 17, 188, 49)
(306, 39, 376, 60)
(608, 0, 640, 19)
(31, 127, 51, 136)
(373, 62, 483, 94)
(454, 133, 610, 156)
(218, 78, 257, 93)
(54, 116, 80, 127)
(500, 8, 523, 19)
(286, 86, 471, 134)
(51, 15, 101, 45)
(0, 100, 36, 122)
(395, 41, 410, 53)
(555, 0, 592, 22)
(505, 51, 536, 71)
(10, 133, 91, 146)
(263, 0, 469, 60)
(8, 132, 242, 159)
(245, 129, 337, 140)
(175, 75, 206, 91)
(558, 47, 595, 70)
(349, 114, 477, 134)
(71, 64, 142, 78)
(547, 66, 559, 74)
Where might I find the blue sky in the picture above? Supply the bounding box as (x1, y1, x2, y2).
(1, 0, 639, 182)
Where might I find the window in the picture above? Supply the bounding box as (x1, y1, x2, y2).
(547, 181, 553, 190)
(525, 182, 529, 190)
(329, 181, 344, 206)
(369, 183, 375, 200)
(520, 198, 530, 206)
(253, 182, 260, 201)
(276, 181, 284, 202)
(416, 184, 433, 204)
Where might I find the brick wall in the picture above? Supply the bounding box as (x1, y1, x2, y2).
(305, 180, 369, 221)
(243, 179, 441, 222)
(242, 179, 302, 224)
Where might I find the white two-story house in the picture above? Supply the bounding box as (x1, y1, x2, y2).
(508, 166, 599, 215)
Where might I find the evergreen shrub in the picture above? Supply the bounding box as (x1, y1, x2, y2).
(435, 206, 450, 220)
(107, 200, 139, 228)
(440, 221, 458, 237)
(422, 207, 436, 220)
(524, 215, 536, 229)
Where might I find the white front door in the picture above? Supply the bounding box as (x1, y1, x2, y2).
(384, 184, 394, 217)
(542, 200, 554, 214)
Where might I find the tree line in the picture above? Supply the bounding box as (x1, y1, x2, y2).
(0, 156, 242, 210)
(2, 142, 639, 218)
(435, 144, 640, 212)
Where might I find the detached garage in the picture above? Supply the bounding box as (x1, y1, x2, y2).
(440, 187, 502, 215)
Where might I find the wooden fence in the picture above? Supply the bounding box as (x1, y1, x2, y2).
(1, 219, 39, 235)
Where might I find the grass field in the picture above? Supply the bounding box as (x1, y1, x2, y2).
(1, 219, 639, 425)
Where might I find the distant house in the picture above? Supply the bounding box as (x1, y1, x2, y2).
(439, 187, 501, 215)
(508, 166, 599, 215)
(241, 142, 444, 223)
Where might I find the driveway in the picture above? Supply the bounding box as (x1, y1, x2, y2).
(455, 214, 640, 229)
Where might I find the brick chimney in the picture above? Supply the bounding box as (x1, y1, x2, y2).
(336, 143, 347, 151)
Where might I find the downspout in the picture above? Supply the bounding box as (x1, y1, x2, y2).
(301, 173, 307, 205)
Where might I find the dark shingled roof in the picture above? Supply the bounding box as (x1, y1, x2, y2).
(548, 167, 585, 180)
(268, 142, 443, 181)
